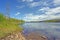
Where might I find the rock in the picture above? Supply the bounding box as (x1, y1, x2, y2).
(0, 32, 26, 40)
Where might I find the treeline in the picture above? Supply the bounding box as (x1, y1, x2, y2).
(43, 19, 60, 22)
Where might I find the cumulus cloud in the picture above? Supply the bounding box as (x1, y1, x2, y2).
(23, 7, 60, 21)
(15, 12, 21, 16)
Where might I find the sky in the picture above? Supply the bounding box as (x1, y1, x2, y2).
(0, 0, 60, 21)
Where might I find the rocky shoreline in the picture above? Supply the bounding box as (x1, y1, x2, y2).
(0, 31, 48, 40)
(0, 32, 26, 40)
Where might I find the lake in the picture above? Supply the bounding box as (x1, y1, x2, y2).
(22, 22, 60, 40)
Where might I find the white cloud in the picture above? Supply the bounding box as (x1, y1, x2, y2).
(29, 2, 40, 7)
(45, 7, 60, 15)
(39, 7, 60, 20)
(18, 0, 48, 8)
(38, 7, 60, 15)
(28, 1, 48, 8)
(54, 0, 60, 6)
(23, 7, 60, 21)
(17, 0, 33, 2)
(23, 13, 40, 21)
(38, 7, 50, 11)
(15, 12, 21, 16)
(22, 0, 33, 2)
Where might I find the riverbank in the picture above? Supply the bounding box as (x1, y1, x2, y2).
(0, 14, 48, 40)
(0, 13, 24, 39)
(0, 31, 26, 40)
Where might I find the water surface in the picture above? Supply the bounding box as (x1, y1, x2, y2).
(22, 22, 60, 40)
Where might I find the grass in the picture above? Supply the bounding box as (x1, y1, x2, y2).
(0, 13, 24, 38)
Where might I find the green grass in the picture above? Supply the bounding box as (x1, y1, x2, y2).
(0, 13, 24, 38)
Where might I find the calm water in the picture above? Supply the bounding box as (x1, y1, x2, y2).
(22, 22, 60, 40)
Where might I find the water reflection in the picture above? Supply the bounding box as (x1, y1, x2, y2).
(22, 22, 60, 40)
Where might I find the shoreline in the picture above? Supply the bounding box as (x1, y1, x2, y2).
(0, 31, 26, 40)
(0, 29, 48, 40)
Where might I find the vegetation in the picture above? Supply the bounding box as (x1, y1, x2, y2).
(0, 13, 24, 38)
(44, 19, 60, 22)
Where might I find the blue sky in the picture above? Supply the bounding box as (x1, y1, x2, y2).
(0, 0, 60, 21)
